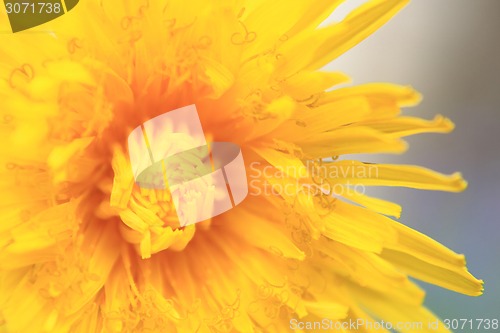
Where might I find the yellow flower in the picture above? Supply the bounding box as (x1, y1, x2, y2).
(0, 0, 482, 332)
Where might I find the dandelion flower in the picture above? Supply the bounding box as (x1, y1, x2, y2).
(0, 0, 482, 332)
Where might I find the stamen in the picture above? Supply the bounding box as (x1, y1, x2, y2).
(9, 64, 35, 89)
(67, 38, 83, 54)
(231, 21, 257, 45)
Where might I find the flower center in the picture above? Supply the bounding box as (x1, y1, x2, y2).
(107, 147, 201, 259)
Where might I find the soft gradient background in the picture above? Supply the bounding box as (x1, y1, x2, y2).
(1, 0, 497, 330)
(325, 0, 500, 329)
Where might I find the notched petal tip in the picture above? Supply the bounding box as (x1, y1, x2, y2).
(396, 85, 422, 107)
(450, 172, 468, 192)
(435, 115, 455, 133)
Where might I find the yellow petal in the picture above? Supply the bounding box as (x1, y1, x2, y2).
(382, 249, 483, 297)
(319, 83, 422, 109)
(47, 137, 94, 183)
(0, 203, 77, 269)
(243, 0, 310, 57)
(248, 96, 297, 139)
(277, 0, 410, 74)
(300, 127, 407, 157)
(64, 223, 121, 315)
(325, 160, 467, 192)
(363, 115, 455, 137)
(223, 207, 306, 261)
(274, 96, 371, 140)
(0, 274, 51, 332)
(341, 186, 402, 218)
(139, 229, 152, 259)
(44, 60, 95, 86)
(280, 71, 350, 101)
(352, 287, 452, 333)
(110, 147, 135, 209)
(285, 0, 345, 37)
(254, 146, 307, 179)
(322, 200, 397, 253)
(319, 239, 410, 293)
(382, 221, 483, 296)
(118, 209, 148, 234)
(303, 300, 349, 320)
(201, 57, 235, 99)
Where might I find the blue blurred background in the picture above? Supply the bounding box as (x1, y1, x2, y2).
(324, 0, 500, 329)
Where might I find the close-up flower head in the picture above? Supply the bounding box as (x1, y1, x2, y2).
(0, 0, 498, 332)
